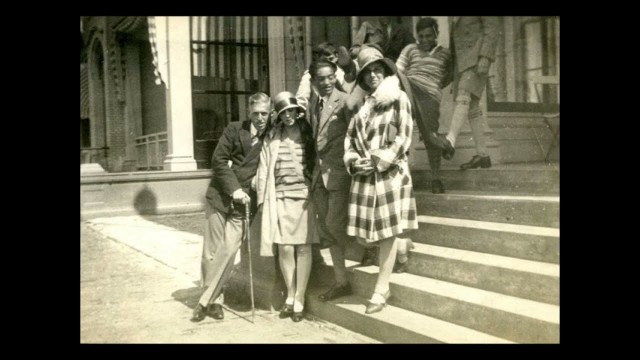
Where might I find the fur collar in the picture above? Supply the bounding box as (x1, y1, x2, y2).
(346, 75, 401, 112)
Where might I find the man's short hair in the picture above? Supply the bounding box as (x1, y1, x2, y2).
(416, 17, 439, 35)
(309, 59, 337, 80)
(312, 42, 337, 59)
(248, 92, 271, 108)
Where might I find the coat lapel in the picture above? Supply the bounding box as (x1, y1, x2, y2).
(317, 90, 340, 136)
(239, 120, 253, 155)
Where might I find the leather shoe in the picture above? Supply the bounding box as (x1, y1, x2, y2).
(428, 133, 455, 160)
(431, 179, 445, 194)
(365, 302, 386, 314)
(365, 291, 391, 314)
(279, 304, 294, 319)
(292, 311, 305, 322)
(393, 260, 407, 273)
(460, 155, 491, 170)
(190, 304, 206, 322)
(319, 283, 352, 301)
(207, 304, 224, 320)
(439, 135, 455, 160)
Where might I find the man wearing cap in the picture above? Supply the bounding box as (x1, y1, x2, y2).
(306, 59, 356, 302)
(191, 92, 271, 322)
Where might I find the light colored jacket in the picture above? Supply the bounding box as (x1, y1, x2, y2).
(449, 16, 500, 73)
(256, 123, 318, 256)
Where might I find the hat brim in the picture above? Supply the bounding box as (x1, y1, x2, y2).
(356, 58, 397, 86)
(276, 104, 305, 118)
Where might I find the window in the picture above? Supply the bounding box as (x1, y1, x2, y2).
(190, 16, 269, 169)
(487, 16, 559, 113)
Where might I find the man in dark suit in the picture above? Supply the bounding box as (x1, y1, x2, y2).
(191, 92, 271, 322)
(306, 59, 355, 302)
(351, 17, 415, 63)
(377, 16, 416, 62)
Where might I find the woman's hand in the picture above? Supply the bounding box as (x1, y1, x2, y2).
(352, 158, 375, 176)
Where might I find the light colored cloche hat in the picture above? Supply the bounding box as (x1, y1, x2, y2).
(355, 44, 397, 85)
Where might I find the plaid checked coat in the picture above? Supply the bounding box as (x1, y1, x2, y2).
(343, 76, 418, 242)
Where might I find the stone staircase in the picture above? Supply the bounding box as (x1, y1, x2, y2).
(230, 162, 559, 343)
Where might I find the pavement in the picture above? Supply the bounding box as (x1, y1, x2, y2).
(80, 215, 377, 343)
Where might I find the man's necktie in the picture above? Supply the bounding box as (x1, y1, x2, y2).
(317, 98, 324, 119)
(315, 98, 323, 134)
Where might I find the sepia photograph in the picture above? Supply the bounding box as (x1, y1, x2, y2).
(80, 16, 560, 344)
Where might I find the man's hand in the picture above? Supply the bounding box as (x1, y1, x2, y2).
(477, 56, 491, 76)
(232, 188, 251, 204)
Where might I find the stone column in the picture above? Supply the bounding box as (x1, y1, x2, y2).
(268, 17, 286, 97)
(162, 16, 198, 171)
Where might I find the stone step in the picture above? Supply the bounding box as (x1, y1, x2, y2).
(404, 243, 559, 305)
(414, 191, 559, 228)
(228, 265, 512, 344)
(305, 289, 513, 344)
(411, 215, 560, 264)
(346, 263, 559, 343)
(410, 163, 559, 194)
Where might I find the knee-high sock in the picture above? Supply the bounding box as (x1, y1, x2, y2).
(294, 244, 312, 312)
(446, 93, 471, 147)
(278, 244, 296, 302)
(468, 115, 488, 156)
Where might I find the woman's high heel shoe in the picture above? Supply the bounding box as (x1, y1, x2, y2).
(292, 310, 305, 322)
(365, 290, 391, 314)
(279, 304, 294, 319)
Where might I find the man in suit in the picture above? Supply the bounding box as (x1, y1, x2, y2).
(351, 17, 415, 63)
(377, 16, 416, 62)
(191, 92, 271, 322)
(307, 59, 355, 302)
(433, 16, 500, 170)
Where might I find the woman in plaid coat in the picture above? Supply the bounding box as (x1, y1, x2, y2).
(344, 45, 418, 314)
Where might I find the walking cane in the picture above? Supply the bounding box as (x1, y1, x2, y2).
(244, 199, 256, 324)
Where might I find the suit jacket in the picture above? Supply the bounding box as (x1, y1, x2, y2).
(352, 20, 415, 62)
(307, 89, 352, 191)
(449, 16, 500, 74)
(205, 120, 262, 215)
(382, 22, 415, 62)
